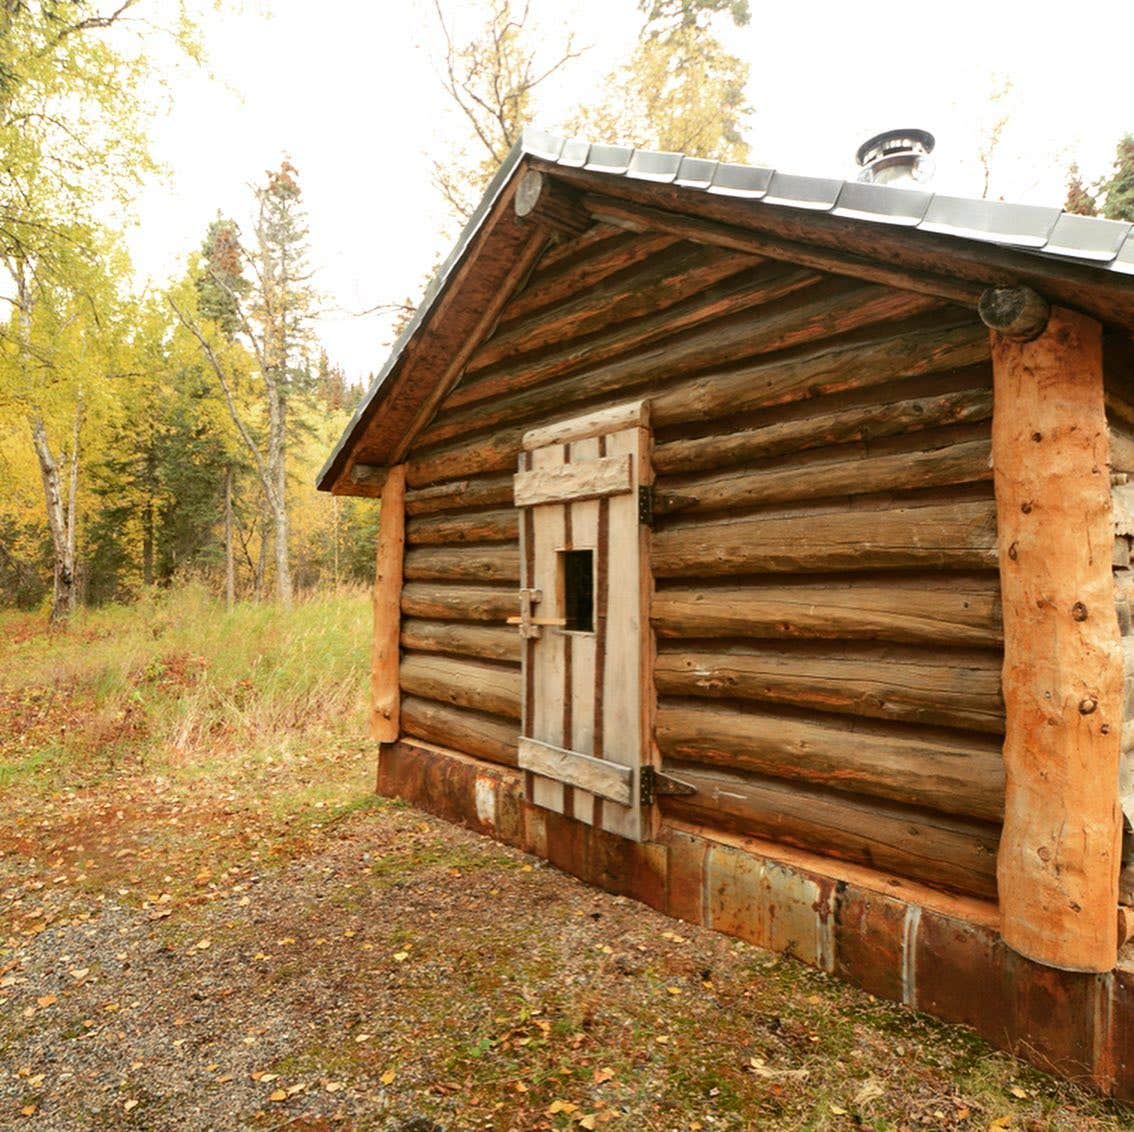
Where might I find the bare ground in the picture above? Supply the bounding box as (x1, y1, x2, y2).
(1, 737, 1133, 1132)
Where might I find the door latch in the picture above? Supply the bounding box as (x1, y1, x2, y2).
(639, 766, 697, 807)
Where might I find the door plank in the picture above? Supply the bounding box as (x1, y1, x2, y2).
(513, 453, 632, 507)
(519, 737, 634, 806)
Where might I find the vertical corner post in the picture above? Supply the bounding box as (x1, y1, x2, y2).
(991, 304, 1123, 972)
(371, 464, 407, 743)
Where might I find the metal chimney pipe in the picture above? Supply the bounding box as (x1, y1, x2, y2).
(856, 129, 936, 186)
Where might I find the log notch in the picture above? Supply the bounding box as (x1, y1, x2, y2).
(372, 465, 406, 743)
(515, 170, 591, 237)
(991, 303, 1124, 972)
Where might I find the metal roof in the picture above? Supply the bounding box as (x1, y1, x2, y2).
(317, 128, 1134, 492)
(522, 128, 1134, 274)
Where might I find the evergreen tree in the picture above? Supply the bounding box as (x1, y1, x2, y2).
(1100, 135, 1134, 223)
(1064, 162, 1098, 216)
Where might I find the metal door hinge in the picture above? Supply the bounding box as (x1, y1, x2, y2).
(639, 766, 697, 807)
(638, 484, 654, 526)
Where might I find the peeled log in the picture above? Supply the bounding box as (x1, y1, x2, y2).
(401, 618, 521, 663)
(654, 435, 992, 516)
(401, 695, 518, 767)
(404, 545, 519, 583)
(653, 383, 993, 475)
(405, 473, 515, 516)
(660, 761, 1000, 900)
(371, 465, 406, 743)
(992, 306, 1123, 972)
(407, 425, 525, 488)
(653, 498, 999, 577)
(406, 508, 518, 546)
(657, 698, 1003, 822)
(401, 582, 518, 623)
(653, 577, 1002, 646)
(400, 653, 521, 720)
(655, 643, 1004, 734)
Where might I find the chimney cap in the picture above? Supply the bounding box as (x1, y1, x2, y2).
(856, 128, 935, 167)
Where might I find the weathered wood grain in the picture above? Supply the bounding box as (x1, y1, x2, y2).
(400, 653, 521, 720)
(660, 761, 1000, 899)
(653, 498, 999, 577)
(653, 384, 993, 475)
(657, 698, 1003, 821)
(513, 453, 632, 507)
(442, 261, 823, 414)
(403, 545, 520, 583)
(407, 425, 526, 488)
(655, 643, 1004, 734)
(992, 306, 1123, 973)
(652, 576, 1002, 646)
(371, 465, 406, 743)
(401, 695, 518, 767)
(401, 618, 520, 662)
(522, 400, 650, 451)
(470, 244, 756, 372)
(654, 435, 992, 516)
(401, 582, 517, 623)
(518, 736, 633, 806)
(406, 508, 519, 546)
(649, 319, 989, 429)
(405, 473, 516, 516)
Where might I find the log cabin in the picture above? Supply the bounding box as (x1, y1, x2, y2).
(318, 130, 1134, 1095)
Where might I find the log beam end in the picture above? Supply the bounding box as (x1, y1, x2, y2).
(979, 285, 1051, 342)
(515, 170, 591, 236)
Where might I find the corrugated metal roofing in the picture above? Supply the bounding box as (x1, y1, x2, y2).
(522, 127, 1134, 274)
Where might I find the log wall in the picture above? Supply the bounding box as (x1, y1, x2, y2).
(398, 221, 1005, 898)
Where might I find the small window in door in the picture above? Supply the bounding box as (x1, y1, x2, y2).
(559, 549, 594, 632)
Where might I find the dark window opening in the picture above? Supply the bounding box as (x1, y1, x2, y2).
(560, 549, 594, 632)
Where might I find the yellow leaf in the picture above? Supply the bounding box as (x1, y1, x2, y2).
(268, 1089, 287, 1102)
(1009, 1087, 1028, 1099)
(69, 968, 89, 980)
(593, 1067, 615, 1084)
(124, 1100, 138, 1112)
(36, 995, 57, 1008)
(655, 1035, 670, 1044)
(988, 1118, 1013, 1130)
(380, 1069, 396, 1085)
(354, 1033, 371, 1044)
(830, 1104, 848, 1115)
(217, 1074, 233, 1084)
(325, 1082, 342, 1093)
(393, 952, 409, 963)
(547, 1100, 577, 1115)
(195, 939, 211, 951)
(20, 1105, 36, 1117)
(277, 938, 295, 946)
(579, 1116, 597, 1130)
(666, 986, 682, 996)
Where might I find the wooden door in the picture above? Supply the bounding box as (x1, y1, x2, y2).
(512, 402, 655, 842)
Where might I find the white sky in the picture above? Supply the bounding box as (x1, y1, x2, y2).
(129, 0, 1134, 384)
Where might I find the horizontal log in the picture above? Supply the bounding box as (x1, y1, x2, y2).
(506, 230, 675, 323)
(404, 545, 520, 583)
(405, 473, 515, 516)
(471, 244, 755, 373)
(401, 695, 518, 768)
(655, 643, 1004, 734)
(407, 425, 526, 488)
(653, 498, 999, 577)
(514, 454, 632, 507)
(1111, 425, 1134, 474)
(654, 435, 992, 516)
(518, 736, 634, 806)
(406, 508, 518, 546)
(443, 261, 824, 414)
(400, 653, 521, 720)
(649, 319, 989, 430)
(424, 288, 961, 453)
(401, 618, 520, 662)
(401, 582, 518, 623)
(652, 576, 1002, 646)
(657, 698, 1003, 821)
(653, 383, 993, 475)
(660, 761, 999, 899)
(582, 192, 989, 308)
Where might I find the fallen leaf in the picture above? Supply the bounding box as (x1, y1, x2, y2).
(354, 1033, 371, 1044)
(579, 1116, 597, 1130)
(267, 1089, 287, 1102)
(392, 951, 409, 963)
(20, 1105, 36, 1117)
(124, 1099, 138, 1112)
(380, 1068, 396, 1085)
(666, 986, 682, 996)
(593, 1067, 615, 1084)
(1009, 1087, 1028, 1100)
(69, 968, 89, 981)
(195, 939, 211, 951)
(547, 1100, 577, 1115)
(987, 1118, 1013, 1131)
(325, 1082, 342, 1093)
(853, 1079, 884, 1106)
(830, 1104, 848, 1115)
(36, 995, 57, 1008)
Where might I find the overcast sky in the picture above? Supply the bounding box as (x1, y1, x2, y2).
(130, 0, 1134, 384)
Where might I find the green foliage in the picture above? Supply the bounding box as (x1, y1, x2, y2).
(195, 214, 250, 339)
(1064, 162, 1097, 216)
(1099, 134, 1134, 223)
(639, 0, 751, 34)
